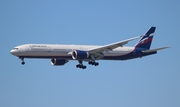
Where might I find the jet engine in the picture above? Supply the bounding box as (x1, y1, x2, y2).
(72, 50, 89, 59)
(51, 59, 68, 66)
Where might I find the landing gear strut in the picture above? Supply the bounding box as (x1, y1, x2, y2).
(88, 60, 99, 66)
(76, 60, 87, 69)
(20, 57, 25, 65)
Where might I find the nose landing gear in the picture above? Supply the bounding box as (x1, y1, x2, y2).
(19, 57, 25, 65)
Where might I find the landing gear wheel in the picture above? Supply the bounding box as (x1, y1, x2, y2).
(88, 61, 99, 66)
(76, 64, 87, 69)
(76, 64, 80, 68)
(94, 62, 99, 66)
(82, 66, 87, 69)
(21, 61, 25, 65)
(76, 60, 87, 69)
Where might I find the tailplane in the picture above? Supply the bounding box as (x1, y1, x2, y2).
(135, 27, 156, 49)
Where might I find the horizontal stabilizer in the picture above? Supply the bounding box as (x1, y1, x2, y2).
(142, 47, 169, 53)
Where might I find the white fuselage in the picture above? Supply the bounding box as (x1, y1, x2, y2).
(10, 44, 134, 60)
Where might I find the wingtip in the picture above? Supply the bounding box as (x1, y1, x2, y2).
(164, 46, 170, 49)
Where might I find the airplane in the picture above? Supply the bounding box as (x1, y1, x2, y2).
(10, 27, 169, 69)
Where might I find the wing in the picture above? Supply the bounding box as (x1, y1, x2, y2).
(88, 35, 142, 54)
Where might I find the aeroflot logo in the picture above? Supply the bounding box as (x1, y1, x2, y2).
(139, 33, 154, 44)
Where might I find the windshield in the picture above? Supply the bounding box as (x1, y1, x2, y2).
(13, 48, 18, 50)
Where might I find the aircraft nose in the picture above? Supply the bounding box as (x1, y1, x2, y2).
(10, 49, 15, 55)
(10, 49, 19, 55)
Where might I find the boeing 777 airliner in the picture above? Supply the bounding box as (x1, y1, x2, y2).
(10, 27, 169, 69)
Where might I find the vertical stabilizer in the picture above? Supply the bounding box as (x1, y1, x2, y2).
(135, 27, 156, 49)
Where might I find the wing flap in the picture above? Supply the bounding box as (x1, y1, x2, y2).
(142, 47, 169, 53)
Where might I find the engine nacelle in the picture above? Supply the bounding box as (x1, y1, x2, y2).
(51, 59, 68, 66)
(72, 50, 89, 59)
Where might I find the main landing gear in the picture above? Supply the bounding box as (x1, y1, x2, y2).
(76, 64, 87, 69)
(76, 60, 99, 69)
(88, 61, 99, 66)
(76, 60, 87, 69)
(20, 57, 25, 65)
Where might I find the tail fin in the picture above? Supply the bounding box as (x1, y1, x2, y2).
(135, 27, 156, 49)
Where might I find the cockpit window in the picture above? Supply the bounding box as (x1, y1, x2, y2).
(13, 48, 18, 50)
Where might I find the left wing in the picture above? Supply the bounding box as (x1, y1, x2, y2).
(88, 35, 142, 54)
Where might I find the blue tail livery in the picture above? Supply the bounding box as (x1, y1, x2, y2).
(135, 27, 156, 50)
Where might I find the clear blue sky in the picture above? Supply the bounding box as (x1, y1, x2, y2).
(1, 0, 179, 107)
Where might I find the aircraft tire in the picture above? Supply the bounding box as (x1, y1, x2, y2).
(21, 62, 25, 65)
